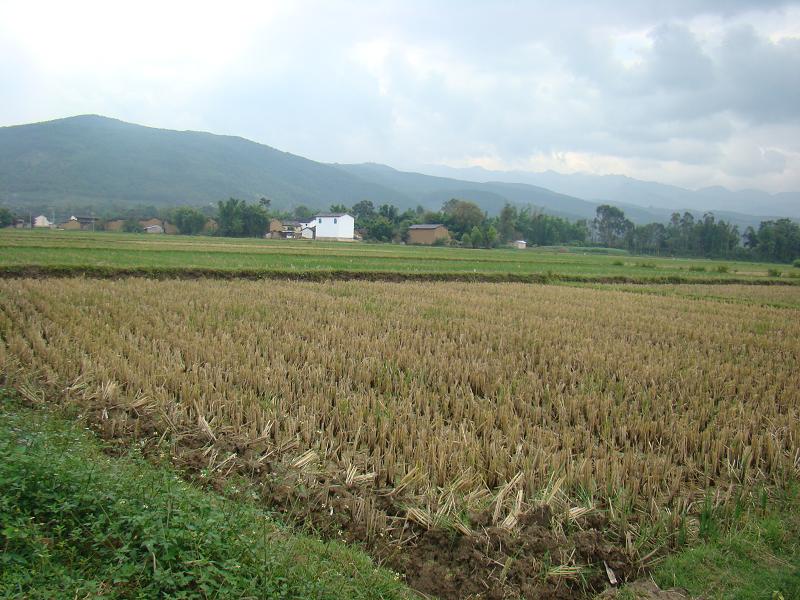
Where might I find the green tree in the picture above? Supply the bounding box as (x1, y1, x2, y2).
(293, 205, 315, 221)
(485, 225, 498, 248)
(469, 225, 484, 248)
(216, 198, 245, 237)
(0, 207, 13, 228)
(750, 219, 800, 263)
(593, 205, 633, 248)
(216, 198, 270, 238)
(240, 203, 270, 237)
(351, 201, 375, 222)
(441, 199, 484, 237)
(378, 204, 398, 221)
(171, 207, 207, 235)
(365, 216, 394, 242)
(497, 203, 518, 243)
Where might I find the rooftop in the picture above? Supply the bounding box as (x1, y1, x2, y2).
(408, 223, 446, 230)
(313, 213, 350, 218)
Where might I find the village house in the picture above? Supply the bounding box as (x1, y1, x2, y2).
(513, 240, 527, 249)
(267, 218, 307, 239)
(307, 213, 355, 241)
(61, 215, 99, 230)
(33, 215, 52, 228)
(407, 223, 450, 245)
(137, 218, 176, 234)
(105, 219, 126, 232)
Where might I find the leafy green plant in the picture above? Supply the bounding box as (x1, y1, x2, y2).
(0, 402, 409, 599)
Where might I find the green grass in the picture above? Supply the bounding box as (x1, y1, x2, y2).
(0, 229, 793, 283)
(0, 395, 412, 600)
(648, 488, 800, 600)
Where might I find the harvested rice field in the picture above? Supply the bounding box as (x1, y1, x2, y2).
(2, 278, 799, 599)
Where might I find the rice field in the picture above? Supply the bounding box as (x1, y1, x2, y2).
(2, 278, 799, 598)
(2, 228, 796, 282)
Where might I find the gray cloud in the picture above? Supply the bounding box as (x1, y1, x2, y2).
(0, 0, 799, 192)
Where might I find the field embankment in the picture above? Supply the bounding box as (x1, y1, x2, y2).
(2, 278, 798, 598)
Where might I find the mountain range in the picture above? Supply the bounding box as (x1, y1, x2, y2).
(0, 115, 796, 229)
(420, 165, 800, 220)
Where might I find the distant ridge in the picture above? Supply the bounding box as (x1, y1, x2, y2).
(0, 115, 792, 228)
(0, 115, 411, 212)
(419, 164, 800, 220)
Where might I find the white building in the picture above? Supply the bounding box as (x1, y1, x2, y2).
(310, 213, 354, 241)
(513, 240, 527, 249)
(33, 215, 52, 228)
(143, 224, 164, 234)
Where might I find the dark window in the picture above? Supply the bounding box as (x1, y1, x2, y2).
(334, 218, 337, 224)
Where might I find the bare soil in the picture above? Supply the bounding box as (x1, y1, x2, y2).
(80, 398, 637, 599)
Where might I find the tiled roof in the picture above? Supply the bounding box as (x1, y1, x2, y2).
(408, 224, 445, 230)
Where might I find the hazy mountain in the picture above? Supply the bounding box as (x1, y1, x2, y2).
(420, 164, 800, 220)
(0, 115, 412, 213)
(0, 115, 639, 221)
(332, 163, 603, 220)
(333, 163, 778, 229)
(0, 115, 790, 229)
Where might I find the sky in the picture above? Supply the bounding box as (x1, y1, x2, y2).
(1, 0, 799, 193)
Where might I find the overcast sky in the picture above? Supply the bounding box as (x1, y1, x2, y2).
(1, 0, 799, 192)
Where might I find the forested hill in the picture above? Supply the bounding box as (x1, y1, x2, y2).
(0, 115, 412, 212)
(0, 115, 783, 229)
(0, 115, 598, 220)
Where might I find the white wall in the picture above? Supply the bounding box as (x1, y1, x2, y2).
(314, 214, 354, 239)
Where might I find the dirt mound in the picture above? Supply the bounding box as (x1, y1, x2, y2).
(597, 580, 691, 599)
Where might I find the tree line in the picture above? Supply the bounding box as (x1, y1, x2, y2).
(3, 197, 799, 264)
(588, 204, 800, 263)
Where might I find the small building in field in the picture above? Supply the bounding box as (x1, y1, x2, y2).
(266, 218, 284, 238)
(266, 219, 307, 239)
(105, 219, 126, 232)
(407, 224, 450, 245)
(139, 218, 162, 229)
(137, 218, 175, 234)
(311, 213, 354, 241)
(513, 240, 527, 250)
(61, 215, 99, 230)
(33, 215, 52, 228)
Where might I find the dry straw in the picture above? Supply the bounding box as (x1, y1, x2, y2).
(1, 278, 798, 543)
